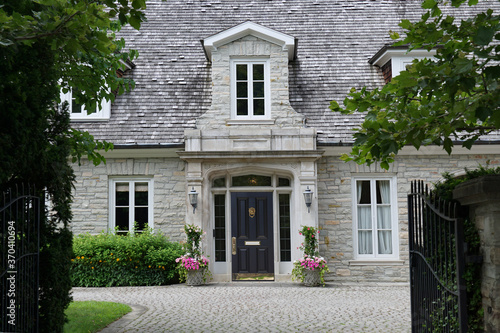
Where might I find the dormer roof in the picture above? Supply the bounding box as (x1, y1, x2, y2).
(202, 21, 297, 61)
(369, 44, 437, 67)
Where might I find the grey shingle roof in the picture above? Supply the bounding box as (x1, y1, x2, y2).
(71, 0, 500, 145)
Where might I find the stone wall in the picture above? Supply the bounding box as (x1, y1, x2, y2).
(71, 157, 187, 241)
(454, 176, 500, 333)
(71, 151, 500, 284)
(318, 153, 500, 284)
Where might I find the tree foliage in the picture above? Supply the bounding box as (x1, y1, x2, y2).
(330, 0, 500, 169)
(1, 0, 147, 165)
(1, 0, 149, 331)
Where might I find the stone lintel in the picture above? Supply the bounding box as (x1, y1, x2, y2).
(453, 175, 500, 206)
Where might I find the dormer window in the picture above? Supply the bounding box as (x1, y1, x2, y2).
(370, 46, 436, 84)
(232, 59, 270, 119)
(60, 88, 111, 121)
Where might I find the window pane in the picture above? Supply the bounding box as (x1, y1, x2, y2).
(357, 180, 371, 204)
(378, 231, 392, 254)
(253, 99, 265, 116)
(253, 82, 264, 98)
(116, 183, 129, 206)
(376, 180, 390, 204)
(358, 231, 373, 254)
(232, 175, 272, 187)
(237, 82, 248, 98)
(278, 177, 290, 187)
(279, 194, 291, 261)
(213, 177, 225, 188)
(135, 182, 148, 206)
(214, 194, 226, 262)
(71, 99, 83, 114)
(115, 207, 129, 231)
(237, 99, 248, 116)
(236, 64, 247, 80)
(134, 207, 148, 231)
(253, 64, 264, 80)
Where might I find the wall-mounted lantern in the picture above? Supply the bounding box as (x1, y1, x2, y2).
(189, 187, 198, 214)
(303, 186, 313, 213)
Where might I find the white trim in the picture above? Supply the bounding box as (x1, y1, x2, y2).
(349, 260, 405, 266)
(108, 177, 154, 233)
(351, 176, 399, 260)
(203, 21, 296, 60)
(371, 48, 436, 68)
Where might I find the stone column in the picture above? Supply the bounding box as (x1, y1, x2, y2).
(453, 175, 500, 333)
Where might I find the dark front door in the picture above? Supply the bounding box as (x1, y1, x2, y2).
(231, 192, 274, 280)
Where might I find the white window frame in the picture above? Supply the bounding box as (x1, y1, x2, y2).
(230, 59, 271, 120)
(352, 176, 399, 260)
(60, 88, 111, 121)
(109, 178, 154, 234)
(391, 55, 433, 79)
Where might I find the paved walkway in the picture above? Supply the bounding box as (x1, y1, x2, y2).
(71, 283, 411, 333)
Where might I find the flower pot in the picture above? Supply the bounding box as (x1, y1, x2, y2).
(186, 268, 206, 286)
(303, 269, 321, 287)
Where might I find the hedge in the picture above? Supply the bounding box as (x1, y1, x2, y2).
(71, 229, 183, 287)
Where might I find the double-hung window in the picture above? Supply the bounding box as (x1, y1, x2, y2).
(60, 88, 111, 121)
(231, 60, 270, 119)
(353, 177, 398, 259)
(109, 178, 153, 234)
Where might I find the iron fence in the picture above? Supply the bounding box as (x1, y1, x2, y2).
(1, 184, 41, 332)
(408, 180, 467, 332)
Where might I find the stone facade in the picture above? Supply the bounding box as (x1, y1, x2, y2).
(71, 157, 187, 240)
(317, 152, 500, 283)
(71, 149, 500, 283)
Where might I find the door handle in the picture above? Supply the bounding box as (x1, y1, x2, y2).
(232, 237, 236, 255)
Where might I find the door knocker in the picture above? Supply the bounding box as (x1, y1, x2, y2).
(249, 207, 256, 218)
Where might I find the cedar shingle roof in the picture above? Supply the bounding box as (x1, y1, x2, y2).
(71, 0, 500, 146)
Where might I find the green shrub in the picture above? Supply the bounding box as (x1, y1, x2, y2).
(71, 229, 183, 287)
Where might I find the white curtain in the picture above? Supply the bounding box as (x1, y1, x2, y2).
(377, 181, 392, 254)
(357, 181, 372, 254)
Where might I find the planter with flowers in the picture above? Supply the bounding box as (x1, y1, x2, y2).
(175, 224, 211, 286)
(291, 225, 329, 287)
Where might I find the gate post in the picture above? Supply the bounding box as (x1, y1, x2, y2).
(454, 175, 500, 333)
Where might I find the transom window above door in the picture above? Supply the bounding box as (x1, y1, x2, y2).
(231, 60, 270, 120)
(212, 174, 291, 188)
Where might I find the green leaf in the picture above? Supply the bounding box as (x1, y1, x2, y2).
(422, 0, 437, 9)
(129, 15, 141, 30)
(474, 26, 496, 46)
(443, 138, 453, 155)
(475, 107, 491, 122)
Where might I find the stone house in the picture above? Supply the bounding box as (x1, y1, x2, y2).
(69, 0, 500, 283)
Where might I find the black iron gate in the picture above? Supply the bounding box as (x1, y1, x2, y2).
(1, 184, 41, 332)
(408, 180, 467, 332)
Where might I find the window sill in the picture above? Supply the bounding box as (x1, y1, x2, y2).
(70, 117, 110, 122)
(349, 260, 404, 266)
(226, 119, 275, 126)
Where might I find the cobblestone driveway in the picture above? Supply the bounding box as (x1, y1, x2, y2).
(72, 283, 411, 333)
